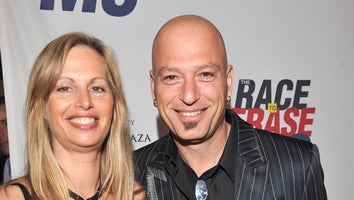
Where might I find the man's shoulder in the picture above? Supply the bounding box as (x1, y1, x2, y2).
(227, 110, 317, 170)
(134, 135, 170, 154)
(133, 135, 171, 167)
(254, 128, 315, 152)
(234, 124, 319, 175)
(232, 110, 315, 154)
(250, 128, 318, 166)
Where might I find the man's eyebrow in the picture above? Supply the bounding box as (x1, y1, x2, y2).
(156, 67, 180, 76)
(197, 64, 219, 70)
(154, 64, 222, 78)
(157, 64, 219, 74)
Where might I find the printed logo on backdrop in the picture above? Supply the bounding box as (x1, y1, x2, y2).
(128, 119, 152, 143)
(233, 79, 315, 141)
(40, 0, 137, 16)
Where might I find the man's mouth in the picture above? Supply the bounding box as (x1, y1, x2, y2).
(180, 111, 202, 117)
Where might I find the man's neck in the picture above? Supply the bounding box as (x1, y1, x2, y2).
(176, 122, 231, 177)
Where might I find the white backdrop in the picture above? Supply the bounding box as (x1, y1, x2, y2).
(1, 0, 354, 199)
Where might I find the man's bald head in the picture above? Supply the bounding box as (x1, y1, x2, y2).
(152, 15, 228, 73)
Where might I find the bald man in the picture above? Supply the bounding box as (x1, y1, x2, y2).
(134, 15, 327, 200)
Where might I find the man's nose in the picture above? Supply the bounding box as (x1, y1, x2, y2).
(180, 79, 200, 105)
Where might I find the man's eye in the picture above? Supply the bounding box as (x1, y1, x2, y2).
(202, 72, 213, 77)
(160, 74, 180, 85)
(200, 72, 215, 80)
(163, 75, 177, 80)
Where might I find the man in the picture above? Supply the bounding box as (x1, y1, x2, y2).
(134, 15, 327, 200)
(0, 96, 10, 184)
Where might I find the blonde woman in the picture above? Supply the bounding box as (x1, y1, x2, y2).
(0, 32, 144, 199)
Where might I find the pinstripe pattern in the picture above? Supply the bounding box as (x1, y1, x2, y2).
(134, 110, 327, 200)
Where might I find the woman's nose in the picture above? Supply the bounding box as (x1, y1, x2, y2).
(75, 90, 92, 110)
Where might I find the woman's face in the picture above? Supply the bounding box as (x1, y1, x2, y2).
(46, 45, 113, 153)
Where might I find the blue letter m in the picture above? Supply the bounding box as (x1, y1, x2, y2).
(40, 0, 97, 12)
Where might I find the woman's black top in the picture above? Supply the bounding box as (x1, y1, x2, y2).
(10, 183, 31, 200)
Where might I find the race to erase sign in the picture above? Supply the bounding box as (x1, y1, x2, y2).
(233, 79, 315, 139)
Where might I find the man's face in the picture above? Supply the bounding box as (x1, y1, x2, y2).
(151, 24, 233, 144)
(0, 104, 9, 156)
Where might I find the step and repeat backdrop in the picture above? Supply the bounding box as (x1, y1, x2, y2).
(1, 0, 353, 199)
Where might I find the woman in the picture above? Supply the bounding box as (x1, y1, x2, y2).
(0, 32, 144, 199)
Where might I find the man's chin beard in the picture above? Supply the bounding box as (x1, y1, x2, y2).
(171, 121, 203, 145)
(183, 121, 198, 131)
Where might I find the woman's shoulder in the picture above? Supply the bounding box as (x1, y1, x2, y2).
(133, 181, 145, 200)
(0, 177, 31, 200)
(100, 182, 145, 200)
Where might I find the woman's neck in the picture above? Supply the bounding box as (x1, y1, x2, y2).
(55, 148, 101, 199)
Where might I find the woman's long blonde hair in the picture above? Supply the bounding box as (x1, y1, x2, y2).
(25, 32, 134, 199)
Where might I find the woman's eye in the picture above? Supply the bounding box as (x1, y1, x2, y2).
(92, 87, 105, 92)
(57, 87, 71, 93)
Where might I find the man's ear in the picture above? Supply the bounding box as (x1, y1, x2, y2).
(149, 70, 156, 100)
(226, 64, 234, 98)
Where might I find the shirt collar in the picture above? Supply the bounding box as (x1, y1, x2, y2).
(218, 109, 237, 183)
(163, 110, 237, 182)
(163, 134, 179, 176)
